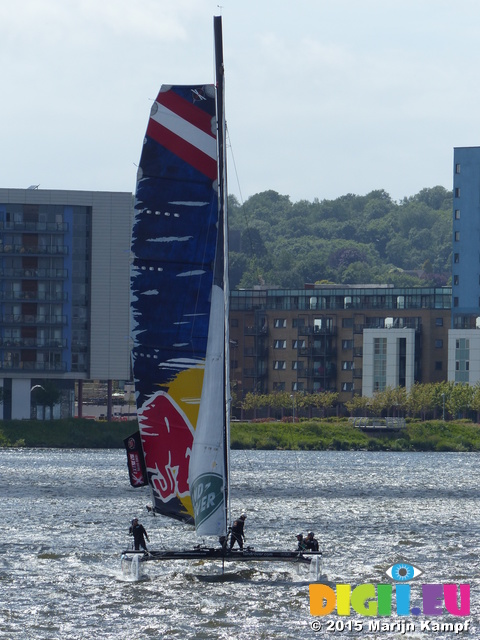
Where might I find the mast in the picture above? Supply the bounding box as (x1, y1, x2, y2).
(214, 15, 231, 529)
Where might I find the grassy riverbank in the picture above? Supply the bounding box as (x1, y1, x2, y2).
(1, 417, 480, 452)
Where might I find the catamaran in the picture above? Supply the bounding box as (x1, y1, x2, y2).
(122, 15, 321, 570)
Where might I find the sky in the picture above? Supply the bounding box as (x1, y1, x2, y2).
(2, 0, 480, 204)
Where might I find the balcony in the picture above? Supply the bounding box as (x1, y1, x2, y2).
(0, 221, 68, 232)
(244, 326, 268, 336)
(299, 365, 337, 379)
(0, 338, 67, 349)
(243, 346, 269, 357)
(298, 326, 337, 336)
(2, 314, 67, 326)
(0, 244, 68, 256)
(0, 268, 68, 279)
(0, 291, 68, 302)
(243, 368, 268, 378)
(0, 361, 67, 372)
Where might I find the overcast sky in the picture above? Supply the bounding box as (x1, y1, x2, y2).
(2, 0, 480, 204)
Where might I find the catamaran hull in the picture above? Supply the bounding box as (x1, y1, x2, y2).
(121, 549, 321, 565)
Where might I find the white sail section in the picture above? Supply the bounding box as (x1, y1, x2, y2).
(188, 283, 227, 536)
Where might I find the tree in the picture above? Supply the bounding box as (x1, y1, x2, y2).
(241, 392, 266, 420)
(344, 395, 370, 417)
(448, 384, 474, 420)
(33, 381, 61, 420)
(310, 391, 338, 418)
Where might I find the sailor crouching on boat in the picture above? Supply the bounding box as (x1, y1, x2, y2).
(229, 514, 247, 551)
(129, 517, 149, 551)
(305, 531, 319, 551)
(296, 533, 308, 551)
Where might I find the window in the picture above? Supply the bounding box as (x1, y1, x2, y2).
(342, 339, 354, 350)
(292, 361, 304, 371)
(454, 253, 459, 263)
(273, 361, 286, 370)
(455, 231, 460, 242)
(455, 187, 460, 197)
(274, 340, 287, 349)
(342, 361, 354, 370)
(273, 381, 285, 391)
(454, 297, 459, 307)
(373, 337, 387, 393)
(456, 163, 461, 174)
(455, 209, 461, 219)
(292, 382, 304, 392)
(292, 339, 306, 349)
(435, 317, 443, 327)
(292, 318, 305, 328)
(454, 275, 459, 285)
(435, 339, 443, 348)
(435, 361, 442, 371)
(342, 318, 353, 328)
(342, 382, 354, 392)
(274, 318, 287, 328)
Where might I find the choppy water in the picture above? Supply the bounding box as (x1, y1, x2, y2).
(0, 449, 478, 639)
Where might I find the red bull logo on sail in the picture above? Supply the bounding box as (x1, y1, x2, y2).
(309, 561, 470, 634)
(138, 390, 194, 501)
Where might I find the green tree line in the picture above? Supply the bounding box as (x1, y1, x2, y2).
(228, 186, 452, 289)
(236, 381, 480, 423)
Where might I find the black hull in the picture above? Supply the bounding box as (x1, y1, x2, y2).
(121, 548, 321, 565)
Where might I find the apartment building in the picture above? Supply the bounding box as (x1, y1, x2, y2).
(230, 285, 451, 404)
(0, 188, 132, 419)
(0, 186, 455, 418)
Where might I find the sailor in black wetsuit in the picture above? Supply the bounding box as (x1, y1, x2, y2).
(305, 531, 319, 551)
(229, 514, 247, 550)
(296, 533, 307, 551)
(129, 517, 150, 551)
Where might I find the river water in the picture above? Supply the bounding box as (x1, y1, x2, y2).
(0, 449, 478, 639)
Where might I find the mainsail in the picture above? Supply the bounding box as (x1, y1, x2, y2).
(123, 18, 322, 569)
(130, 18, 228, 535)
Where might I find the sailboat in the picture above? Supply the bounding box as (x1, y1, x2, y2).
(123, 16, 320, 569)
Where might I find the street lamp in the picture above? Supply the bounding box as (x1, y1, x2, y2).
(30, 385, 45, 420)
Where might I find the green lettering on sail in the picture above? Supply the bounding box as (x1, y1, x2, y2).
(191, 473, 224, 527)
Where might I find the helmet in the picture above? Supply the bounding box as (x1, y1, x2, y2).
(240, 514, 246, 520)
(308, 532, 314, 537)
(132, 518, 138, 524)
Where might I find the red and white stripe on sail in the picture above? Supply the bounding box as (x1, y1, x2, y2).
(146, 87, 217, 181)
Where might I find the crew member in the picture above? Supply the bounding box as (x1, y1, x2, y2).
(129, 517, 150, 551)
(229, 514, 247, 550)
(305, 531, 319, 551)
(296, 533, 307, 551)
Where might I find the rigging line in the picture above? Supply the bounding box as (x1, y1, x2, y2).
(226, 124, 262, 264)
(226, 125, 244, 207)
(226, 123, 285, 292)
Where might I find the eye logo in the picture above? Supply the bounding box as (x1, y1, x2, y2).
(385, 561, 423, 582)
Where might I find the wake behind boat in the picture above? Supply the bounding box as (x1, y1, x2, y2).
(123, 15, 321, 572)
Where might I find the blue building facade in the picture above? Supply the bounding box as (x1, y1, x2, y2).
(449, 147, 480, 385)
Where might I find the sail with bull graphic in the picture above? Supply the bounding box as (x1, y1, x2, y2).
(127, 17, 229, 538)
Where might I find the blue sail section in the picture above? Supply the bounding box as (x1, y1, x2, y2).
(131, 84, 219, 524)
